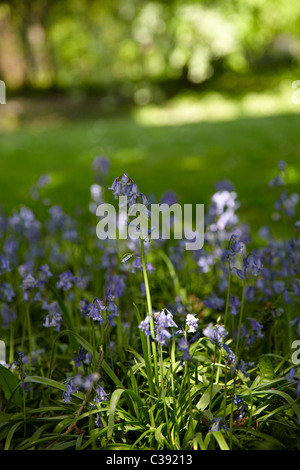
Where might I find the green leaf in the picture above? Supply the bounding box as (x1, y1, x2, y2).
(196, 384, 221, 411)
(155, 423, 166, 446)
(24, 375, 85, 399)
(258, 355, 275, 382)
(107, 388, 148, 440)
(4, 422, 23, 450)
(211, 430, 230, 450)
(0, 364, 23, 406)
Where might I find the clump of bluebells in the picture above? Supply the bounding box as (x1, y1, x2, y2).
(0, 159, 299, 450)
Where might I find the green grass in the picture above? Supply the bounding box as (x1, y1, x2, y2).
(0, 88, 300, 228)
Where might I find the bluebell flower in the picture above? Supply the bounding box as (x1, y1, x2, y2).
(178, 337, 192, 365)
(234, 395, 244, 406)
(234, 404, 247, 421)
(139, 309, 178, 346)
(138, 315, 151, 336)
(160, 190, 177, 206)
(293, 280, 300, 296)
(79, 299, 92, 317)
(0, 283, 16, 302)
(209, 418, 230, 432)
(8, 207, 41, 241)
(244, 254, 264, 277)
(154, 309, 178, 346)
(94, 385, 109, 403)
(203, 293, 225, 311)
(92, 156, 110, 177)
(20, 273, 37, 301)
(3, 238, 18, 265)
(56, 271, 76, 291)
(131, 255, 155, 274)
(74, 347, 85, 367)
(203, 324, 228, 345)
(272, 280, 285, 295)
(109, 173, 139, 207)
(42, 301, 63, 331)
(95, 413, 104, 428)
(1, 303, 16, 327)
(285, 368, 296, 383)
(39, 264, 53, 282)
(47, 205, 68, 233)
(106, 295, 119, 326)
(107, 274, 125, 298)
(225, 234, 244, 259)
(284, 290, 291, 304)
(237, 360, 250, 378)
(84, 353, 92, 365)
(0, 255, 11, 275)
(222, 343, 236, 366)
(269, 175, 284, 187)
(186, 313, 198, 333)
(229, 295, 241, 315)
(140, 282, 146, 296)
(63, 229, 79, 243)
(215, 179, 235, 192)
(250, 319, 264, 338)
(278, 160, 287, 172)
(101, 247, 118, 269)
(88, 299, 106, 324)
(63, 379, 78, 403)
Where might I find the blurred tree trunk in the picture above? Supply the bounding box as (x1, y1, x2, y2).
(0, 0, 57, 88)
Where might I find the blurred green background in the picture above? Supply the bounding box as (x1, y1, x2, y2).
(0, 0, 300, 226)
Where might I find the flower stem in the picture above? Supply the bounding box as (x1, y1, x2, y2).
(215, 262, 231, 383)
(235, 283, 246, 360)
(140, 237, 159, 387)
(209, 341, 218, 412)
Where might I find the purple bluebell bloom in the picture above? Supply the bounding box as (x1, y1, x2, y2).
(203, 293, 225, 311)
(186, 314, 198, 333)
(0, 283, 16, 302)
(138, 315, 151, 336)
(225, 234, 244, 259)
(1, 303, 16, 327)
(269, 175, 284, 187)
(39, 264, 53, 282)
(229, 295, 241, 315)
(63, 379, 78, 403)
(56, 271, 75, 291)
(74, 347, 85, 367)
(203, 324, 228, 345)
(107, 274, 125, 298)
(285, 368, 296, 383)
(250, 319, 264, 338)
(88, 300, 106, 324)
(209, 418, 230, 432)
(79, 299, 92, 317)
(0, 255, 11, 275)
(42, 301, 63, 331)
(178, 337, 192, 365)
(222, 343, 236, 366)
(109, 173, 139, 207)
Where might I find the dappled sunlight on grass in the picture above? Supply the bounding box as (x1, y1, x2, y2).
(133, 80, 300, 127)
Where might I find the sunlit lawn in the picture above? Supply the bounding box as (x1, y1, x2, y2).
(0, 83, 300, 229)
